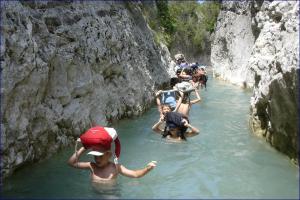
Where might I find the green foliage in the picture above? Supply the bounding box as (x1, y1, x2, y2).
(156, 0, 175, 35)
(169, 1, 220, 53)
(196, 1, 221, 33)
(141, 0, 220, 53)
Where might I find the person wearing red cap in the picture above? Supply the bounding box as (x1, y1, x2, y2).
(67, 126, 157, 183)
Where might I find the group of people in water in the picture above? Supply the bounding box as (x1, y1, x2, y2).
(152, 53, 208, 141)
(68, 53, 208, 186)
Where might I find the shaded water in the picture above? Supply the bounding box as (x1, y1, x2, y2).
(2, 76, 299, 199)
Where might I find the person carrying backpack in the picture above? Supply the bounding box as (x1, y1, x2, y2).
(152, 111, 199, 141)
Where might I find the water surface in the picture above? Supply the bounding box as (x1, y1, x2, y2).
(2, 75, 299, 199)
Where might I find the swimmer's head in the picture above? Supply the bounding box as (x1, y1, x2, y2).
(163, 122, 187, 140)
(161, 104, 172, 114)
(168, 127, 180, 137)
(92, 151, 112, 166)
(88, 146, 112, 165)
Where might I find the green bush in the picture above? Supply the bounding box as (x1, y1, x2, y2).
(169, 1, 220, 54)
(156, 0, 175, 34)
(141, 0, 220, 53)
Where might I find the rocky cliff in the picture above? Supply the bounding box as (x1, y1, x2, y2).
(1, 1, 173, 177)
(211, 1, 256, 87)
(211, 1, 299, 163)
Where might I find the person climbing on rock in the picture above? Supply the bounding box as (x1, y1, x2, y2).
(67, 126, 157, 184)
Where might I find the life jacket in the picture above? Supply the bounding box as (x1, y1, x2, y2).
(163, 112, 189, 140)
(79, 126, 121, 159)
(161, 91, 177, 109)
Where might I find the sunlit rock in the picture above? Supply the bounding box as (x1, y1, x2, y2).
(211, 0, 299, 163)
(1, 1, 173, 177)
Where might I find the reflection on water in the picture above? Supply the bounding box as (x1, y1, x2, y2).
(2, 74, 299, 199)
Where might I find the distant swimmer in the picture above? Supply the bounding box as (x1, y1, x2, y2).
(68, 126, 157, 184)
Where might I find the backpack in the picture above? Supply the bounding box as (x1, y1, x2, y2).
(175, 82, 194, 93)
(165, 112, 186, 127)
(161, 91, 177, 109)
(180, 62, 189, 69)
(163, 112, 189, 140)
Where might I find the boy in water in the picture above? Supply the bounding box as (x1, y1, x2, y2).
(155, 90, 182, 117)
(68, 140, 157, 183)
(152, 105, 199, 141)
(155, 77, 182, 117)
(177, 89, 201, 116)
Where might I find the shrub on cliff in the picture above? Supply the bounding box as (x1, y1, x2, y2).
(169, 0, 220, 54)
(141, 0, 220, 55)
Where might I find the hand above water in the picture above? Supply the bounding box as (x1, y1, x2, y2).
(182, 119, 191, 127)
(146, 161, 157, 170)
(155, 90, 162, 97)
(159, 114, 165, 122)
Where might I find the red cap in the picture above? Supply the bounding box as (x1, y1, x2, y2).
(80, 126, 121, 158)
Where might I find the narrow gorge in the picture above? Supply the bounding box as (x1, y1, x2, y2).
(211, 1, 299, 164)
(1, 0, 298, 180)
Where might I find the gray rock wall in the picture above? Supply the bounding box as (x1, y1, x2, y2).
(211, 1, 256, 87)
(1, 1, 173, 177)
(249, 1, 299, 163)
(211, 1, 299, 163)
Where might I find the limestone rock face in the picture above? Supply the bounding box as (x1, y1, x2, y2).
(249, 1, 299, 163)
(211, 1, 256, 87)
(1, 1, 173, 177)
(211, 0, 299, 163)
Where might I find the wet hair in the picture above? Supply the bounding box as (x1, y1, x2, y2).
(162, 126, 170, 138)
(176, 68, 182, 76)
(162, 126, 187, 140)
(178, 127, 187, 140)
(170, 77, 181, 87)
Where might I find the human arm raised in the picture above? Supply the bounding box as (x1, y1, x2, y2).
(152, 116, 164, 134)
(67, 143, 91, 169)
(190, 88, 201, 104)
(155, 90, 163, 115)
(183, 120, 199, 137)
(117, 161, 157, 178)
(173, 91, 183, 112)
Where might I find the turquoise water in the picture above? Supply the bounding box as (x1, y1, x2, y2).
(2, 76, 299, 199)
